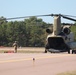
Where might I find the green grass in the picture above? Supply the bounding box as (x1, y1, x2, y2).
(0, 50, 5, 53)
(0, 50, 43, 53)
(18, 50, 43, 53)
(57, 71, 76, 75)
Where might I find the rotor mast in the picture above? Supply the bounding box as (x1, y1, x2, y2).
(53, 15, 61, 35)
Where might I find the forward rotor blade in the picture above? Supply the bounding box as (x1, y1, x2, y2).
(1, 14, 53, 20)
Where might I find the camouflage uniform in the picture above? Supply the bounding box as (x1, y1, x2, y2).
(13, 41, 18, 53)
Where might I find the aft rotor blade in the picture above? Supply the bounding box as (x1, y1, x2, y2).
(62, 14, 76, 18)
(62, 15, 76, 21)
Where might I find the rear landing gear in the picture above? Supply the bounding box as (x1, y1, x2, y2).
(72, 50, 76, 54)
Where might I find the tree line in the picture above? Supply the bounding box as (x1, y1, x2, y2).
(0, 16, 76, 47)
(0, 17, 51, 47)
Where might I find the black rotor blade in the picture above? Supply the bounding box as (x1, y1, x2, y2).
(1, 14, 54, 20)
(1, 13, 76, 21)
(61, 15, 76, 21)
(62, 14, 76, 18)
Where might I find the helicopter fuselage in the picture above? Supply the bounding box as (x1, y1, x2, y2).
(45, 15, 76, 54)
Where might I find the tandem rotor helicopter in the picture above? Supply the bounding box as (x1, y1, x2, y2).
(1, 14, 76, 54)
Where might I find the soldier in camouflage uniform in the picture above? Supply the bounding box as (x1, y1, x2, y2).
(13, 41, 18, 53)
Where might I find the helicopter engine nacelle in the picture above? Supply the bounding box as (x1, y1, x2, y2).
(63, 27, 71, 35)
(46, 28, 53, 34)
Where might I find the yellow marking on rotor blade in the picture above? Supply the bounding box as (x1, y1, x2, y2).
(0, 54, 74, 64)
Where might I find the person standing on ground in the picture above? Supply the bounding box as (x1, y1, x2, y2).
(13, 41, 18, 53)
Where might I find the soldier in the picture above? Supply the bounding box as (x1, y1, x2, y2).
(13, 41, 18, 53)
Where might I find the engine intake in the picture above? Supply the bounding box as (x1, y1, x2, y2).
(63, 27, 71, 35)
(46, 28, 53, 34)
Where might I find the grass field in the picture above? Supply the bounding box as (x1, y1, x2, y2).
(57, 71, 76, 75)
(0, 47, 45, 53)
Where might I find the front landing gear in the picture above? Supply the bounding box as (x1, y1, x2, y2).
(68, 50, 70, 54)
(44, 43, 50, 53)
(44, 49, 47, 53)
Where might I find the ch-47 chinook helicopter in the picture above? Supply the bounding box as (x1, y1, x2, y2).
(2, 14, 76, 54)
(44, 14, 76, 54)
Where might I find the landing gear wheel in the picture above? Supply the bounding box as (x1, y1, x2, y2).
(44, 43, 49, 53)
(72, 50, 74, 54)
(72, 50, 76, 54)
(44, 49, 47, 53)
(68, 50, 70, 54)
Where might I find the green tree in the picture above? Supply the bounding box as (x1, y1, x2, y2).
(0, 17, 7, 46)
(24, 17, 47, 47)
(6, 21, 26, 46)
(0, 16, 49, 47)
(71, 25, 76, 41)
